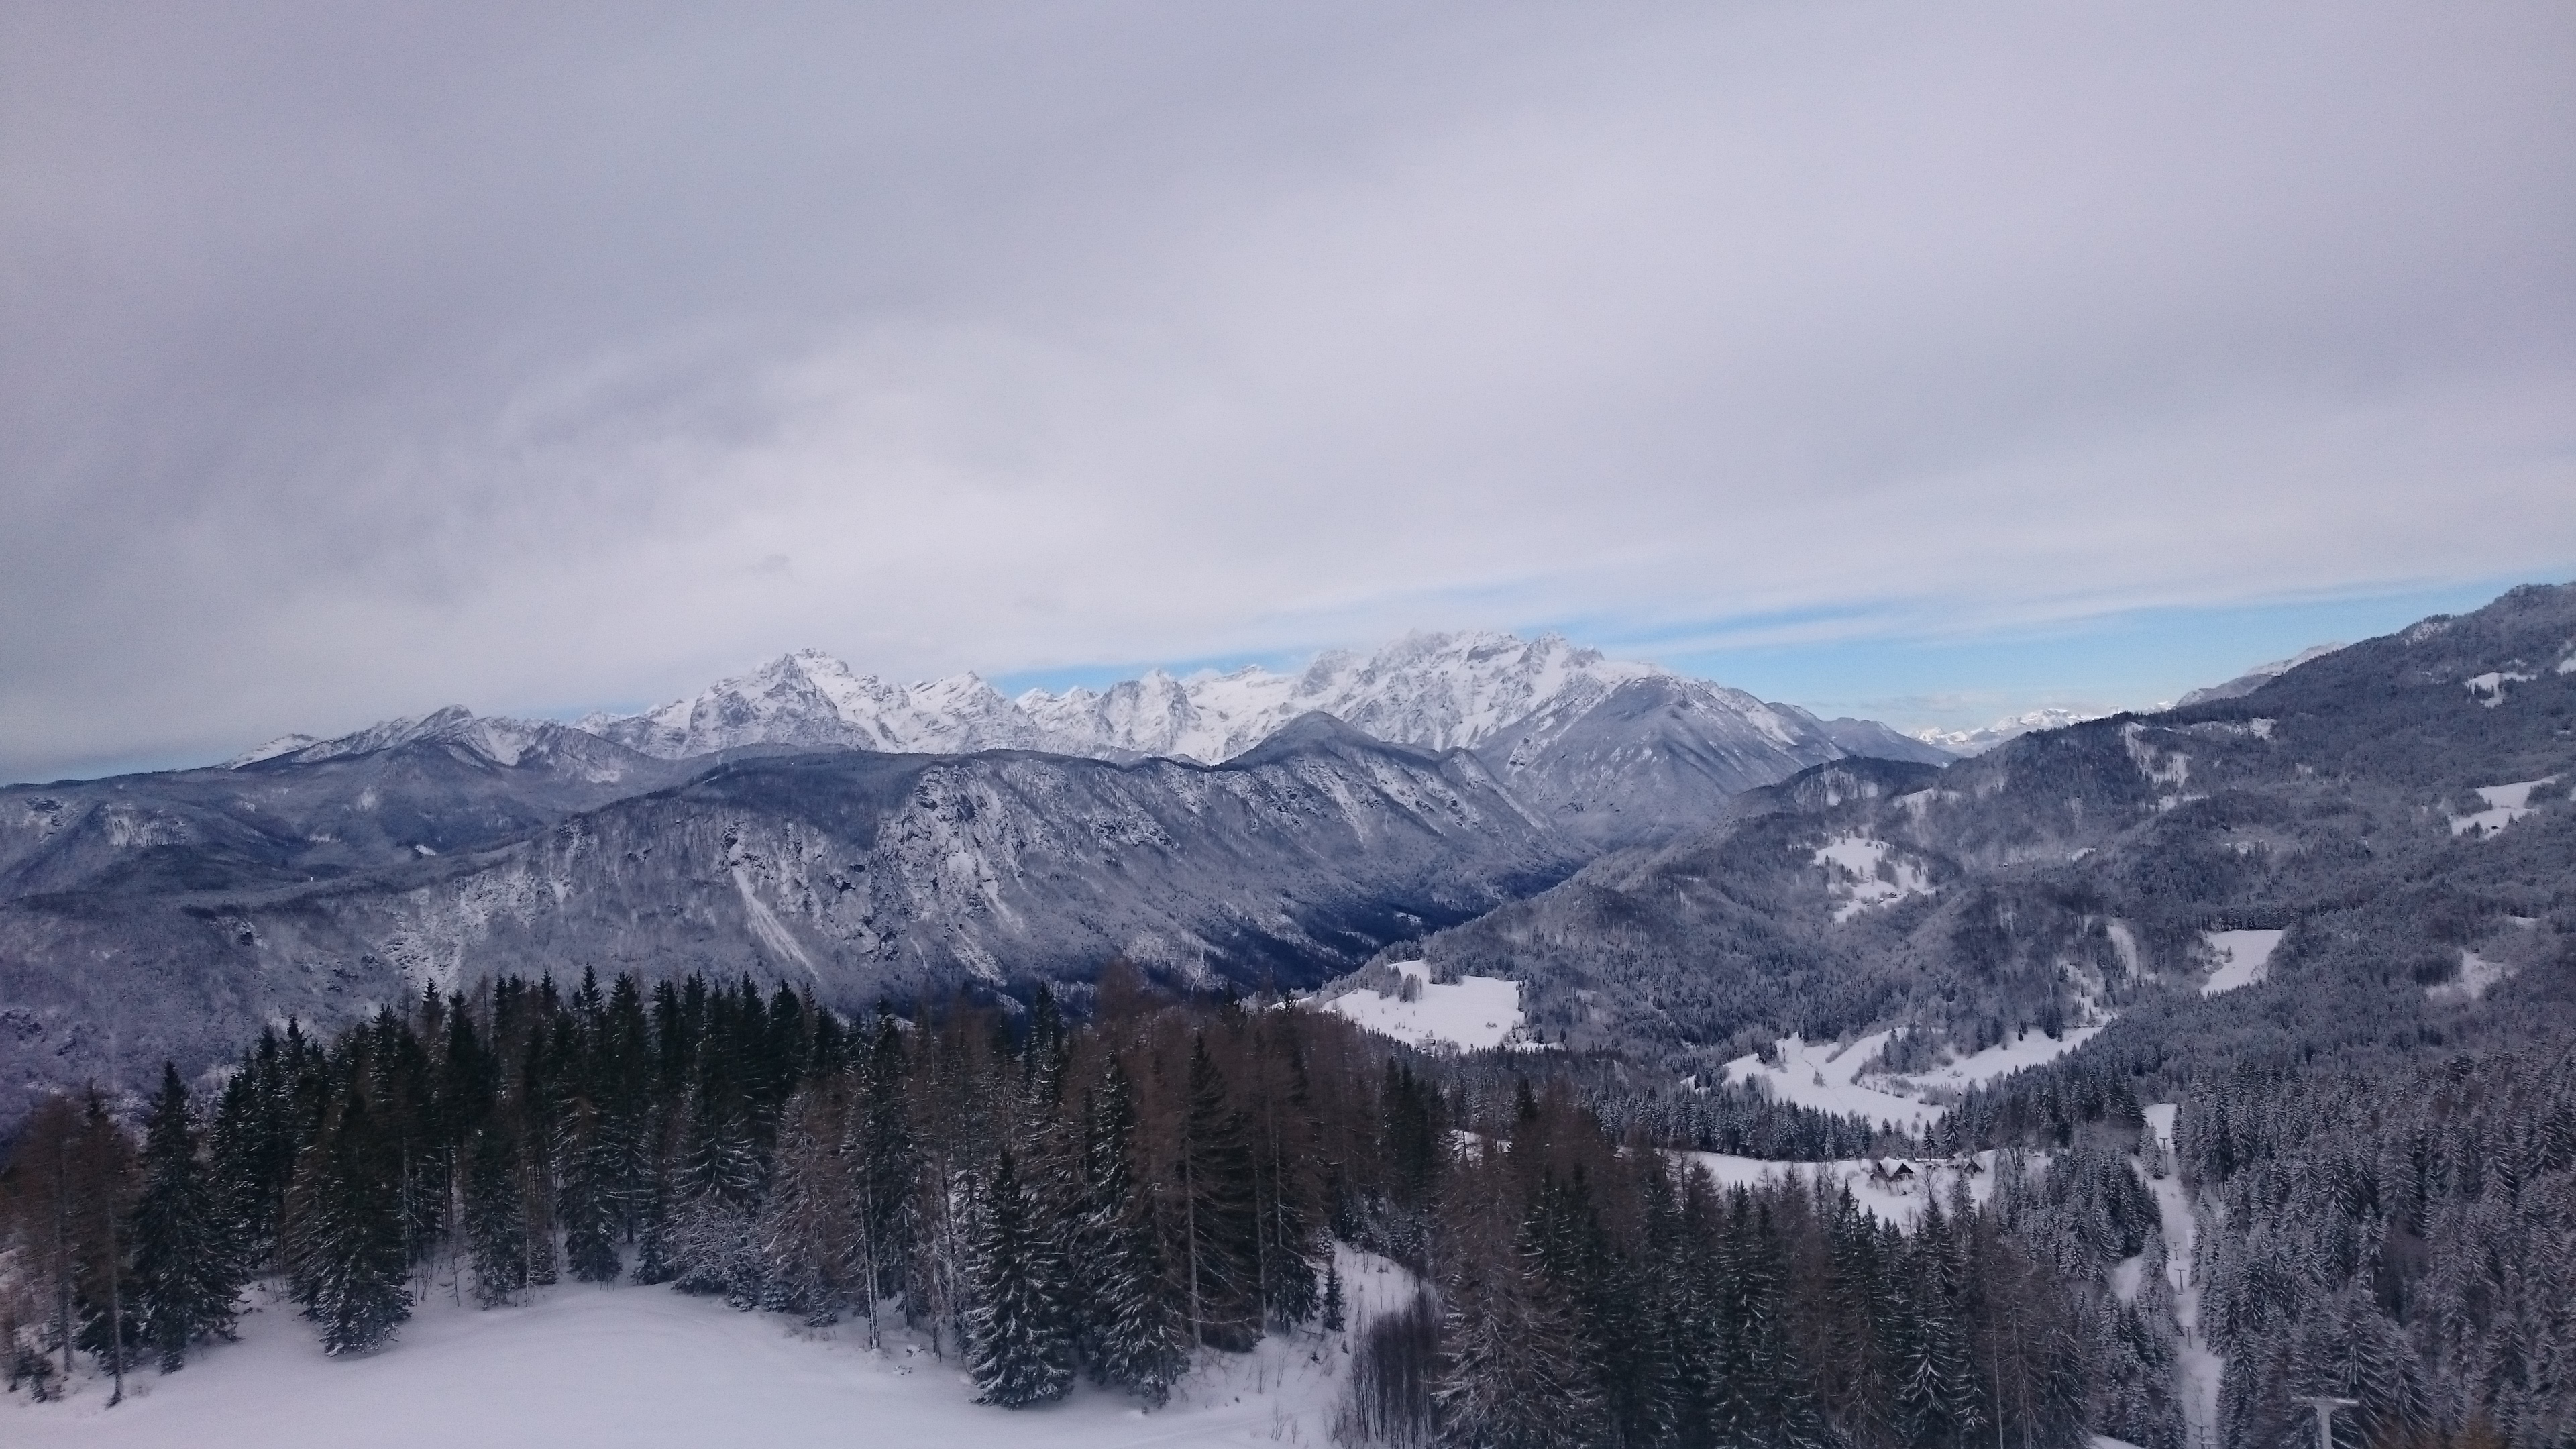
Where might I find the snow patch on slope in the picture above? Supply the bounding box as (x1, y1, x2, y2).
(1811, 835, 1933, 922)
(2428, 949, 2514, 1004)
(1722, 1032, 1941, 1129)
(2463, 670, 2534, 707)
(1870, 1024, 2107, 1098)
(2199, 929, 2284, 996)
(2449, 777, 2558, 837)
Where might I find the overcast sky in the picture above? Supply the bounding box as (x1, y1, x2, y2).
(5, 1, 2571, 781)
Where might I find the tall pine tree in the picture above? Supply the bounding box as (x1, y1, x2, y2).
(129, 1063, 240, 1371)
(966, 1149, 1073, 1407)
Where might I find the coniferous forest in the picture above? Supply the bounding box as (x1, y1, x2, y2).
(8, 961, 2571, 1447)
(6, 965, 2124, 1448)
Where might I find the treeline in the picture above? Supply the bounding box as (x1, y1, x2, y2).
(4, 967, 2121, 1446)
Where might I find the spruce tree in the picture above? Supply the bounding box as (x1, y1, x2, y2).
(1083, 1059, 1188, 1405)
(1177, 1036, 1262, 1350)
(966, 1149, 1073, 1407)
(1434, 1191, 1604, 1449)
(559, 1101, 623, 1285)
(285, 1092, 411, 1354)
(129, 1063, 239, 1371)
(464, 1126, 528, 1307)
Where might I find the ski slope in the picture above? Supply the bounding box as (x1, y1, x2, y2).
(7, 1248, 1420, 1449)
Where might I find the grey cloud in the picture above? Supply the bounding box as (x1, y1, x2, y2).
(3, 1, 2571, 779)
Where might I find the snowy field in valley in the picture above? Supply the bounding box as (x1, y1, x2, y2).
(1321, 962, 1527, 1051)
(2198, 929, 2284, 996)
(1720, 1024, 2102, 1131)
(7, 1248, 1421, 1449)
(1869, 1023, 2107, 1097)
(1720, 1032, 1941, 1129)
(1682, 1149, 2006, 1229)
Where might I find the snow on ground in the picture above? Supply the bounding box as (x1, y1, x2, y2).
(1721, 1032, 1941, 1130)
(2199, 929, 2284, 996)
(1322, 963, 1527, 1051)
(2449, 777, 2559, 837)
(2141, 1103, 2178, 1152)
(1869, 1024, 2106, 1097)
(8, 1247, 1421, 1449)
(2110, 1254, 2145, 1305)
(2463, 671, 2534, 707)
(2137, 1109, 2223, 1449)
(1680, 1150, 2005, 1230)
(2428, 949, 2515, 1004)
(1810, 835, 1933, 922)
(1723, 1023, 2105, 1132)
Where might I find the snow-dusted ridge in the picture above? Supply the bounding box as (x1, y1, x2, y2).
(1913, 708, 2107, 757)
(578, 631, 1850, 766)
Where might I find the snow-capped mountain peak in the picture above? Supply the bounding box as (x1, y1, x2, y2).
(1914, 707, 2108, 757)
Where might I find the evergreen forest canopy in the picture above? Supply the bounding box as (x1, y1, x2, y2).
(10, 966, 2159, 1448)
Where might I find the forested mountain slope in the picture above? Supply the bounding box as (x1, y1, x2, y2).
(0, 716, 1578, 1126)
(1383, 582, 2576, 1091)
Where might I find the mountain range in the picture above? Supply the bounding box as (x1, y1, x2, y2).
(574, 631, 1949, 845)
(0, 630, 1945, 1122)
(0, 604, 2514, 1128)
(1380, 582, 2575, 1095)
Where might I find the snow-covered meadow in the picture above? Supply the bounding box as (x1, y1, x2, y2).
(7, 1248, 1422, 1449)
(1320, 963, 1528, 1051)
(1718, 1024, 2102, 1132)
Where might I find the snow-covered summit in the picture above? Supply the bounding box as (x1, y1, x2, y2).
(577, 629, 1911, 775)
(229, 706, 583, 770)
(578, 649, 1085, 760)
(1915, 708, 2107, 757)
(1017, 629, 1668, 763)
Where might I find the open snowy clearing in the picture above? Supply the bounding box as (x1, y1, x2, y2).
(8, 1248, 1421, 1449)
(2449, 777, 2560, 837)
(2198, 929, 2284, 996)
(1322, 962, 1527, 1051)
(1721, 1025, 2103, 1131)
(2428, 949, 2515, 1003)
(1868, 1023, 2106, 1097)
(1681, 1149, 2006, 1230)
(1810, 835, 1933, 922)
(1721, 1031, 1939, 1129)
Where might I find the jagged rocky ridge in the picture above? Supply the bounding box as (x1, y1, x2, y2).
(579, 631, 1947, 847)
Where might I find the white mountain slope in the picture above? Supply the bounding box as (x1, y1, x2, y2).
(587, 631, 1939, 766)
(228, 706, 643, 776)
(2173, 641, 2347, 708)
(577, 649, 1087, 759)
(1915, 708, 2108, 756)
(573, 631, 1950, 848)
